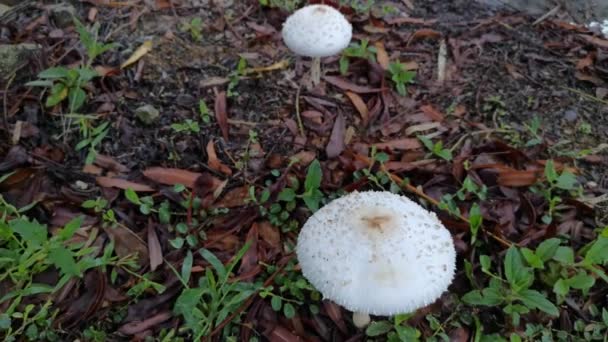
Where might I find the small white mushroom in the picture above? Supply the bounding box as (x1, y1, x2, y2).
(281, 4, 352, 86)
(296, 191, 456, 328)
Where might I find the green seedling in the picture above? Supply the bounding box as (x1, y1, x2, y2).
(530, 160, 578, 224)
(171, 119, 201, 134)
(365, 314, 421, 341)
(418, 135, 453, 161)
(339, 39, 377, 75)
(199, 99, 212, 124)
(181, 18, 203, 42)
(388, 62, 416, 96)
(278, 159, 324, 212)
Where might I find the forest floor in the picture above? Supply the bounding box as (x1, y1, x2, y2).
(1, 0, 608, 341)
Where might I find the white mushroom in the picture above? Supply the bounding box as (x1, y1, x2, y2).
(281, 4, 352, 86)
(296, 191, 456, 328)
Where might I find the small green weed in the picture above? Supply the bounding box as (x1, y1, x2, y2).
(339, 39, 377, 75)
(530, 160, 579, 224)
(388, 62, 416, 96)
(171, 119, 201, 134)
(365, 314, 421, 341)
(418, 135, 453, 161)
(180, 18, 203, 42)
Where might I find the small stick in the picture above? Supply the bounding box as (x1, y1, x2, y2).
(295, 86, 305, 137)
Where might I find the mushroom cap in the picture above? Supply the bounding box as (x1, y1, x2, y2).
(296, 191, 456, 316)
(281, 5, 352, 58)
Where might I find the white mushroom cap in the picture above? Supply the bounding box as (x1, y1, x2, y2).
(296, 191, 456, 316)
(281, 5, 352, 58)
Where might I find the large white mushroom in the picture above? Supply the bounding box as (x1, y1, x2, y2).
(296, 191, 456, 328)
(281, 4, 352, 86)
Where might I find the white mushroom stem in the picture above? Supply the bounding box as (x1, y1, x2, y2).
(353, 311, 371, 329)
(311, 57, 322, 86)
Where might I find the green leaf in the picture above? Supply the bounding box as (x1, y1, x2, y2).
(283, 303, 296, 318)
(510, 334, 522, 342)
(25, 80, 54, 87)
(418, 135, 435, 152)
(38, 67, 70, 79)
(553, 279, 569, 296)
(278, 188, 296, 202)
(199, 248, 227, 281)
(374, 152, 389, 163)
(125, 188, 141, 205)
(46, 82, 68, 107)
(366, 321, 393, 337)
(480, 255, 492, 273)
(304, 159, 322, 192)
(553, 246, 574, 265)
(566, 272, 595, 290)
(48, 247, 79, 277)
(9, 218, 47, 247)
(169, 237, 184, 249)
(0, 313, 10, 330)
(602, 308, 608, 326)
(173, 287, 204, 324)
(521, 248, 544, 269)
(518, 289, 559, 316)
(469, 203, 482, 242)
(535, 238, 561, 262)
(68, 87, 86, 112)
(302, 189, 323, 212)
(57, 215, 83, 241)
(435, 148, 453, 161)
(504, 246, 522, 285)
(544, 160, 558, 183)
(584, 236, 608, 265)
(462, 289, 502, 306)
(555, 172, 577, 190)
(181, 251, 193, 284)
(271, 296, 282, 311)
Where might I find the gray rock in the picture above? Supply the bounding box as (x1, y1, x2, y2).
(0, 43, 41, 79)
(48, 3, 76, 28)
(135, 105, 160, 125)
(0, 3, 11, 15)
(563, 109, 578, 122)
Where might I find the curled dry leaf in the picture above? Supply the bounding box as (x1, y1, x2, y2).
(375, 138, 422, 151)
(497, 170, 539, 187)
(420, 104, 445, 122)
(96, 177, 155, 192)
(206, 140, 232, 175)
(121, 40, 153, 69)
(216, 186, 250, 208)
(323, 76, 384, 93)
(94, 154, 129, 173)
(345, 91, 369, 125)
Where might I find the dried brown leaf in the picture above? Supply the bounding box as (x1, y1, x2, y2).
(326, 113, 346, 158)
(215, 91, 229, 141)
(147, 224, 162, 271)
(374, 41, 390, 70)
(345, 91, 369, 125)
(96, 177, 155, 192)
(118, 311, 171, 335)
(375, 138, 422, 151)
(206, 140, 232, 175)
(323, 76, 383, 93)
(142, 167, 201, 188)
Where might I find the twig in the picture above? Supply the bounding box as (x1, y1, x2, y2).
(562, 86, 608, 105)
(294, 86, 305, 137)
(532, 5, 561, 26)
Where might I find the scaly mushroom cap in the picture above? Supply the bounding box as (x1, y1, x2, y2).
(296, 191, 456, 316)
(281, 4, 352, 58)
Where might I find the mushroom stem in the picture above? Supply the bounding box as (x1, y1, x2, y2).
(310, 57, 322, 86)
(352, 311, 371, 329)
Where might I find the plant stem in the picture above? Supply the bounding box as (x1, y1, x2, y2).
(311, 57, 321, 86)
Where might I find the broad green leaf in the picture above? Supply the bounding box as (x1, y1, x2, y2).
(469, 203, 482, 242)
(518, 289, 558, 316)
(181, 251, 193, 284)
(48, 247, 79, 277)
(283, 303, 296, 318)
(553, 246, 574, 265)
(302, 189, 323, 212)
(125, 188, 141, 205)
(366, 321, 393, 337)
(278, 188, 296, 202)
(57, 215, 83, 241)
(555, 172, 576, 190)
(553, 279, 569, 296)
(521, 248, 543, 269)
(271, 296, 282, 311)
(304, 159, 322, 192)
(504, 246, 522, 285)
(46, 82, 68, 107)
(38, 67, 70, 79)
(199, 248, 227, 281)
(417, 135, 435, 152)
(544, 160, 558, 183)
(536, 238, 561, 262)
(462, 289, 502, 306)
(173, 287, 204, 325)
(510, 334, 522, 342)
(9, 218, 47, 247)
(68, 87, 86, 112)
(567, 272, 595, 290)
(480, 255, 491, 273)
(584, 236, 608, 265)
